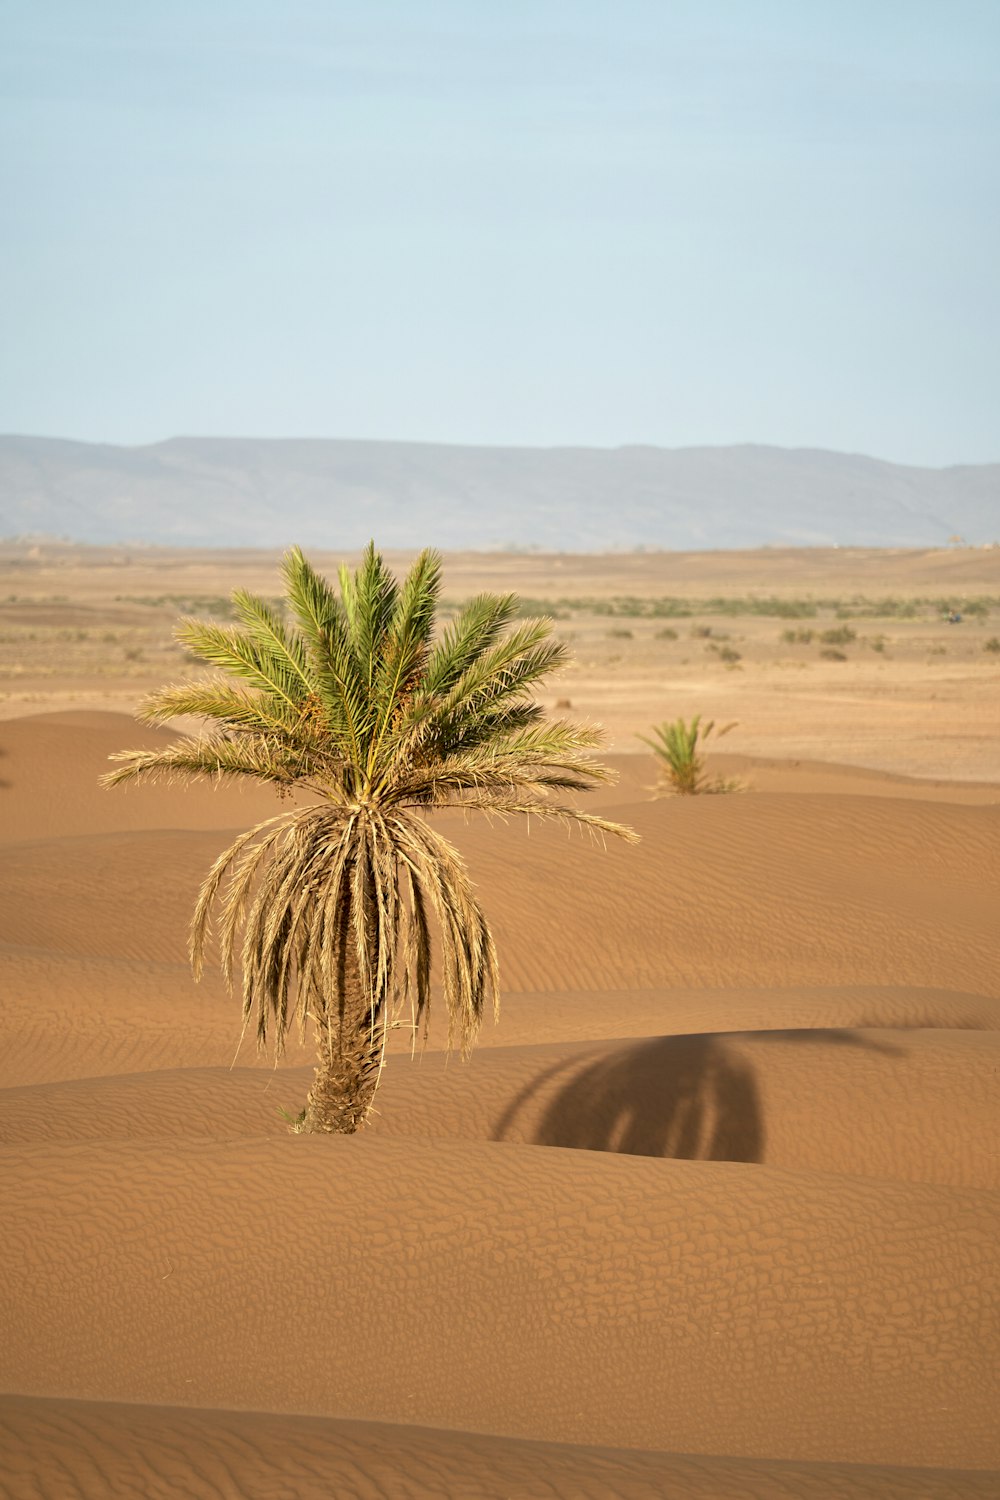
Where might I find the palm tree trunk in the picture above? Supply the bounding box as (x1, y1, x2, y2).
(300, 884, 383, 1135)
(302, 1026, 382, 1134)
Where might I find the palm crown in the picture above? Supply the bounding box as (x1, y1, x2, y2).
(105, 544, 636, 1132)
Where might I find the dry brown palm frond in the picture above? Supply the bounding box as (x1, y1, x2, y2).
(389, 811, 499, 1053)
(188, 800, 496, 1073)
(436, 799, 642, 843)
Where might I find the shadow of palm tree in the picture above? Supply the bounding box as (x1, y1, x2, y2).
(491, 1029, 902, 1164)
(492, 1035, 763, 1161)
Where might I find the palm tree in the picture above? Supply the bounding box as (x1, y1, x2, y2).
(104, 544, 636, 1133)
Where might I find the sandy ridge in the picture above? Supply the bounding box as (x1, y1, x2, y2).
(1, 1395, 996, 1500)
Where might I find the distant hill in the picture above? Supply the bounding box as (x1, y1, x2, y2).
(0, 435, 997, 550)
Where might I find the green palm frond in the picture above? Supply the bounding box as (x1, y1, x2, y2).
(421, 591, 519, 695)
(394, 721, 615, 807)
(281, 545, 345, 643)
(440, 618, 565, 715)
(368, 547, 441, 776)
(230, 589, 313, 692)
(174, 618, 308, 711)
(331, 543, 409, 763)
(386, 618, 567, 772)
(347, 542, 399, 691)
(280, 547, 369, 760)
(103, 731, 326, 790)
(135, 678, 305, 737)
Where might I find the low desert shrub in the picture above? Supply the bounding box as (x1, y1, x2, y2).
(655, 626, 678, 641)
(983, 637, 1000, 654)
(708, 643, 742, 664)
(819, 626, 856, 647)
(820, 647, 847, 662)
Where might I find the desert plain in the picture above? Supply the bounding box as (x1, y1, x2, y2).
(0, 540, 998, 1498)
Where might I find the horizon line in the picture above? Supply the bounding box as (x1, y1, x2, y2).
(2, 432, 998, 473)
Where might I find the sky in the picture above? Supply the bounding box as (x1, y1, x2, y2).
(1, 1, 998, 467)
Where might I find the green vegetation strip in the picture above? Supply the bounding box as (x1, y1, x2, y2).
(6, 590, 997, 623)
(445, 594, 998, 621)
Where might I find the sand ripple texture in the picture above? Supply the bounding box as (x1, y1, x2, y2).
(1, 711, 998, 1499)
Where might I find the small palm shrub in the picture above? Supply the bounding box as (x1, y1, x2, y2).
(640, 715, 739, 795)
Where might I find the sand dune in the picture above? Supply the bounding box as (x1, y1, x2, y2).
(3, 796, 996, 991)
(4, 940, 996, 1091)
(2, 708, 998, 1496)
(2, 709, 996, 846)
(2, 1136, 997, 1468)
(2, 1396, 995, 1500)
(0, 711, 280, 845)
(3, 793, 997, 1093)
(2, 1026, 998, 1190)
(465, 794, 1000, 996)
(487, 983, 1000, 1044)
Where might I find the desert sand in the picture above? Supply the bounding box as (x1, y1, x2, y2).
(1, 546, 998, 1498)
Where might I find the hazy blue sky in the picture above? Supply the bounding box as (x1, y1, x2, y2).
(2, 1, 998, 465)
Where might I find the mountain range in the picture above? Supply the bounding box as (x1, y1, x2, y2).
(1, 435, 997, 550)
